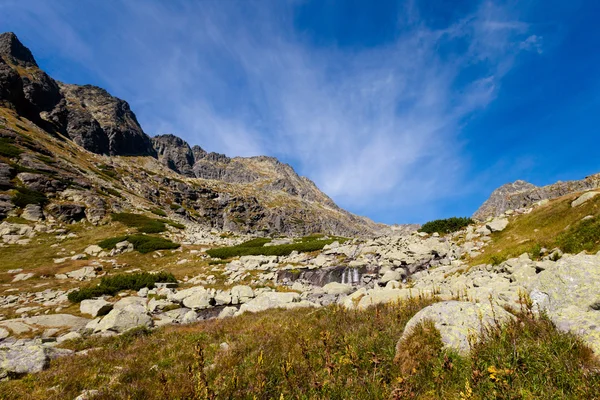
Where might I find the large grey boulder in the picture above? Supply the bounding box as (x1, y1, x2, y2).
(237, 292, 301, 314)
(94, 299, 151, 333)
(398, 301, 514, 354)
(0, 344, 49, 376)
(527, 254, 600, 353)
(322, 282, 353, 295)
(231, 285, 255, 304)
(486, 217, 509, 232)
(571, 191, 599, 207)
(80, 299, 113, 317)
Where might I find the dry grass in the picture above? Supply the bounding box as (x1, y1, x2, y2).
(1, 297, 599, 399)
(470, 192, 600, 265)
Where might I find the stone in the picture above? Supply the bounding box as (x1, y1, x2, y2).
(21, 204, 43, 221)
(12, 272, 34, 282)
(0, 344, 49, 375)
(571, 191, 599, 207)
(356, 288, 424, 310)
(527, 254, 600, 353)
(80, 299, 113, 317)
(0, 328, 9, 340)
(218, 306, 237, 319)
(22, 314, 90, 331)
(231, 285, 255, 304)
(182, 289, 213, 310)
(84, 245, 103, 256)
(94, 308, 152, 334)
(57, 331, 82, 343)
(398, 301, 515, 354)
(486, 218, 509, 232)
(74, 389, 100, 400)
(379, 270, 403, 285)
(238, 292, 300, 314)
(66, 266, 96, 280)
(321, 282, 353, 295)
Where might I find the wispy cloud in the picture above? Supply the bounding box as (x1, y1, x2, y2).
(0, 0, 542, 222)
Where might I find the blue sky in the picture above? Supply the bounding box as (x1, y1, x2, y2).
(1, 0, 599, 224)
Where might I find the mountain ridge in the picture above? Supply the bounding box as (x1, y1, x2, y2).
(0, 32, 387, 237)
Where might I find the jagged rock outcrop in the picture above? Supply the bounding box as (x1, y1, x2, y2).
(473, 174, 600, 220)
(152, 134, 195, 176)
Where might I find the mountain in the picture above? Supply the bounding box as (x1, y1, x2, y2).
(0, 32, 386, 236)
(473, 173, 600, 220)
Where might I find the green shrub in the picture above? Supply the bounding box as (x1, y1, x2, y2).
(556, 215, 600, 254)
(0, 138, 23, 158)
(150, 208, 167, 217)
(419, 217, 474, 234)
(166, 220, 185, 229)
(67, 271, 177, 303)
(101, 187, 123, 198)
(12, 187, 48, 208)
(98, 235, 130, 250)
(206, 237, 342, 259)
(112, 212, 167, 233)
(98, 234, 180, 254)
(96, 164, 119, 179)
(127, 234, 180, 254)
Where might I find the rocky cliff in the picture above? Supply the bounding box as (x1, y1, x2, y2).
(0, 32, 384, 237)
(473, 174, 600, 220)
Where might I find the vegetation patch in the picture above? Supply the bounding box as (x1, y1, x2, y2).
(67, 271, 177, 303)
(419, 217, 474, 234)
(0, 138, 23, 158)
(149, 208, 167, 217)
(206, 236, 346, 259)
(12, 187, 48, 208)
(165, 220, 185, 229)
(98, 234, 180, 254)
(101, 187, 123, 198)
(471, 193, 600, 265)
(556, 214, 600, 254)
(112, 212, 167, 233)
(4, 298, 599, 399)
(96, 164, 119, 179)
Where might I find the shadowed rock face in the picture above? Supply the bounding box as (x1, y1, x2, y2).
(152, 134, 195, 176)
(0, 32, 155, 157)
(474, 174, 600, 220)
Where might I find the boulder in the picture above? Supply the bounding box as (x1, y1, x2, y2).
(47, 203, 86, 222)
(356, 288, 423, 310)
(486, 218, 509, 232)
(397, 301, 514, 354)
(94, 308, 152, 334)
(80, 299, 113, 317)
(237, 292, 300, 314)
(0, 344, 49, 376)
(527, 254, 600, 353)
(322, 282, 353, 295)
(182, 289, 213, 310)
(231, 285, 255, 304)
(21, 204, 43, 221)
(571, 191, 599, 207)
(84, 245, 103, 256)
(22, 314, 90, 331)
(379, 270, 403, 285)
(66, 266, 96, 280)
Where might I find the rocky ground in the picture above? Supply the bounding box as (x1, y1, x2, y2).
(1, 189, 599, 384)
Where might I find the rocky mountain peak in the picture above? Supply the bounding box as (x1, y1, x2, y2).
(0, 32, 37, 67)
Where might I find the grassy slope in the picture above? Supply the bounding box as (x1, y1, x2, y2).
(470, 191, 600, 266)
(1, 298, 599, 399)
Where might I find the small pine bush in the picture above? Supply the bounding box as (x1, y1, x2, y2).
(112, 212, 167, 233)
(12, 187, 48, 208)
(150, 208, 167, 217)
(68, 271, 177, 303)
(419, 217, 474, 234)
(0, 138, 22, 158)
(97, 234, 180, 254)
(206, 236, 344, 259)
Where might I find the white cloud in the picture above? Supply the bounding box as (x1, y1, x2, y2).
(0, 0, 542, 221)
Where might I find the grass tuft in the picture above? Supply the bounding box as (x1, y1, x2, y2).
(12, 187, 48, 208)
(206, 236, 345, 259)
(0, 138, 23, 158)
(98, 234, 180, 254)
